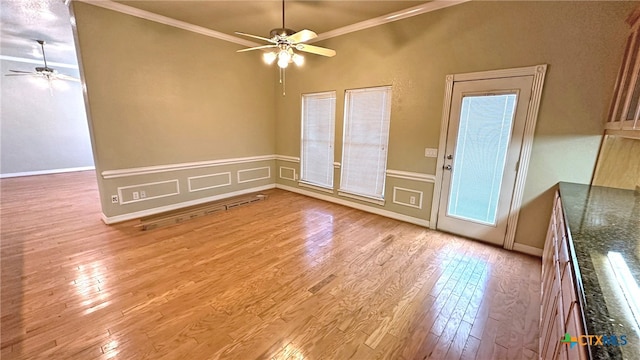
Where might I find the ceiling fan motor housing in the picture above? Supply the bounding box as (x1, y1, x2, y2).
(35, 67, 55, 74)
(270, 28, 296, 38)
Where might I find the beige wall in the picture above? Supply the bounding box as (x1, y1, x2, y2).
(72, 2, 277, 219)
(275, 1, 637, 249)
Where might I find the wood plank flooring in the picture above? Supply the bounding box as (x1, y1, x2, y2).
(0, 171, 541, 359)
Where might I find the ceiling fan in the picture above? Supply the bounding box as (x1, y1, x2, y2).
(234, 0, 336, 70)
(5, 40, 80, 84)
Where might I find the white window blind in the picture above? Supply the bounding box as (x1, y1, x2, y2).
(300, 91, 336, 189)
(340, 86, 392, 200)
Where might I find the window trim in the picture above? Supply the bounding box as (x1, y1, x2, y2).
(299, 90, 337, 190)
(338, 85, 393, 201)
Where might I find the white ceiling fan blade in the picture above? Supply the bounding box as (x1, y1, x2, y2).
(234, 31, 275, 43)
(55, 74, 81, 82)
(287, 29, 317, 44)
(295, 44, 336, 57)
(237, 44, 278, 53)
(8, 69, 33, 74)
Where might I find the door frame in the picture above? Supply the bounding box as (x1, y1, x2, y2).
(430, 64, 547, 251)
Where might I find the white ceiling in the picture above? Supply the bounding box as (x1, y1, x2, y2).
(0, 0, 78, 65)
(0, 0, 442, 68)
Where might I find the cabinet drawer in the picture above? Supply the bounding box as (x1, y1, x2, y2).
(565, 303, 589, 360)
(558, 230, 570, 265)
(561, 261, 577, 326)
(542, 298, 566, 360)
(541, 297, 560, 359)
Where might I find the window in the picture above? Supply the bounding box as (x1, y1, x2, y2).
(300, 91, 336, 189)
(340, 86, 392, 202)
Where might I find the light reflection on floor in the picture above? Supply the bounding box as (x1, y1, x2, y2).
(302, 209, 334, 264)
(73, 261, 111, 315)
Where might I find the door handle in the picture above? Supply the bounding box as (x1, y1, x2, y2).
(447, 154, 453, 160)
(444, 165, 452, 171)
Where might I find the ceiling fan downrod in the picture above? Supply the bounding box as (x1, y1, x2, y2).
(36, 40, 53, 73)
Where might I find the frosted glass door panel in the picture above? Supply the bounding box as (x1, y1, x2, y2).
(447, 94, 517, 226)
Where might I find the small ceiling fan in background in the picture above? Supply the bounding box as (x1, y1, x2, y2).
(5, 40, 80, 91)
(235, 0, 336, 94)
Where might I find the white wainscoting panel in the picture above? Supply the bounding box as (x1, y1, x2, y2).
(237, 166, 271, 184)
(117, 179, 180, 205)
(188, 172, 232, 192)
(279, 166, 296, 181)
(103, 184, 276, 224)
(392, 187, 424, 209)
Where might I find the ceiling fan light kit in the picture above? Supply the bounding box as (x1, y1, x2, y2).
(235, 0, 336, 95)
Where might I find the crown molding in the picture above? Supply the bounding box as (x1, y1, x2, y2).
(74, 0, 260, 48)
(311, 0, 471, 43)
(73, 0, 469, 49)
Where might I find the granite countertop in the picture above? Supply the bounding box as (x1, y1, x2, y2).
(559, 182, 640, 360)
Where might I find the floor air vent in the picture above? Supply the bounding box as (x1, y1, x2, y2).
(138, 193, 267, 230)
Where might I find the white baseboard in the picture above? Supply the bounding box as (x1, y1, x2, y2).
(276, 184, 430, 228)
(0, 166, 95, 179)
(102, 184, 276, 224)
(513, 242, 543, 257)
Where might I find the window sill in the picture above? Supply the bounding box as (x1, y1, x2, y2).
(338, 190, 385, 206)
(299, 181, 334, 194)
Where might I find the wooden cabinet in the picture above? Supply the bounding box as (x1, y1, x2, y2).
(606, 6, 640, 134)
(540, 192, 588, 360)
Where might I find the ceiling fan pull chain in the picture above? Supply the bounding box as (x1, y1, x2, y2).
(282, 68, 286, 96)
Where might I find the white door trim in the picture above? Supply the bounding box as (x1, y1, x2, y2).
(430, 64, 548, 251)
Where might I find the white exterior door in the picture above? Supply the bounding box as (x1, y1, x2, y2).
(436, 76, 534, 246)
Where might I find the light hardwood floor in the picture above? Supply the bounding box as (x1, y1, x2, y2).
(1, 171, 541, 359)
